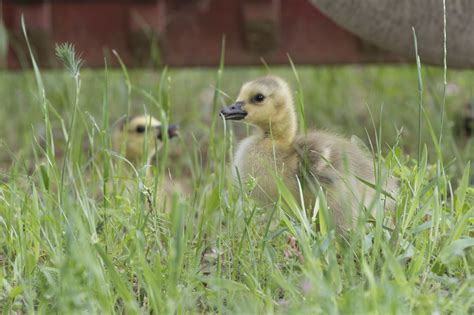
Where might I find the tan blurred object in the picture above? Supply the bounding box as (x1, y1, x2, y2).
(311, 0, 474, 68)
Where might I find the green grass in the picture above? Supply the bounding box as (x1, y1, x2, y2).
(0, 45, 473, 313)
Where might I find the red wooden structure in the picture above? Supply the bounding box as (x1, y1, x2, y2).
(0, 0, 404, 68)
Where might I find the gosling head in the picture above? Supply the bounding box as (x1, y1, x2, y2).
(220, 76, 297, 141)
(112, 115, 178, 163)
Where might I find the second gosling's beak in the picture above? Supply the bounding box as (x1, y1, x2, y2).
(167, 124, 179, 138)
(158, 124, 179, 140)
(220, 102, 247, 120)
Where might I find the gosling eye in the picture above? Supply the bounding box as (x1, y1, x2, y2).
(157, 127, 163, 140)
(135, 125, 146, 133)
(253, 93, 265, 103)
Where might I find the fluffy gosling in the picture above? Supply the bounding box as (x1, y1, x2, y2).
(220, 76, 397, 229)
(111, 114, 180, 212)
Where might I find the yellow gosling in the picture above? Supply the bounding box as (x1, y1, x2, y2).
(220, 76, 397, 229)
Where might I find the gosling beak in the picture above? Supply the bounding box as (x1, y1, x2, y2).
(167, 124, 179, 138)
(220, 102, 247, 120)
(158, 124, 179, 140)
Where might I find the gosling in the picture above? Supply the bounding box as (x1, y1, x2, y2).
(112, 114, 178, 167)
(220, 76, 397, 229)
(111, 114, 180, 211)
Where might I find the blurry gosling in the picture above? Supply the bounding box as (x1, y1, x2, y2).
(220, 76, 398, 229)
(112, 114, 178, 166)
(111, 114, 180, 212)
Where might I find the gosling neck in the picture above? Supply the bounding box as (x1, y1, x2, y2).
(261, 110, 297, 146)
